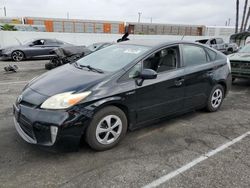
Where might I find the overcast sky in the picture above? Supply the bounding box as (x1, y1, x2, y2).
(0, 0, 247, 26)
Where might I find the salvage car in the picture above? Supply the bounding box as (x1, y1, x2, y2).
(0, 38, 70, 61)
(13, 40, 232, 151)
(87, 42, 113, 52)
(196, 38, 238, 54)
(45, 42, 113, 70)
(228, 44, 250, 81)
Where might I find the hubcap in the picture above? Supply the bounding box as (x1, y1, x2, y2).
(96, 115, 122, 145)
(211, 89, 223, 109)
(12, 51, 24, 61)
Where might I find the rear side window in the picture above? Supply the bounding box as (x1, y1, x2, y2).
(205, 48, 217, 61)
(182, 45, 208, 66)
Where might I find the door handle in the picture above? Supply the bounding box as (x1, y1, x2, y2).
(175, 78, 185, 87)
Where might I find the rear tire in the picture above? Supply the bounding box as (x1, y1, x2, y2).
(11, 50, 25, 61)
(86, 106, 127, 151)
(206, 85, 224, 112)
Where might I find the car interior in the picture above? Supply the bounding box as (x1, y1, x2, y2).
(143, 46, 179, 73)
(33, 39, 45, 45)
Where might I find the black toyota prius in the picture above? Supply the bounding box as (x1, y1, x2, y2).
(13, 40, 232, 151)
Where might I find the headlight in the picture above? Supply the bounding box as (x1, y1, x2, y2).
(41, 91, 91, 110)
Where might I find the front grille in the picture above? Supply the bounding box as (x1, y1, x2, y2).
(19, 115, 34, 139)
(231, 61, 250, 69)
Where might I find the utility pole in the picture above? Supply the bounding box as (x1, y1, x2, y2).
(228, 18, 231, 26)
(241, 0, 249, 32)
(150, 17, 152, 23)
(138, 12, 142, 23)
(236, 0, 239, 33)
(4, 6, 6, 17)
(67, 12, 69, 19)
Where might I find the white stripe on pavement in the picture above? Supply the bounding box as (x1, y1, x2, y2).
(0, 81, 28, 85)
(143, 131, 250, 188)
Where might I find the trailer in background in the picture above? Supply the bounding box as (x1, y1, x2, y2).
(126, 22, 205, 36)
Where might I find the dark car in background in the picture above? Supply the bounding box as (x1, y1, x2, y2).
(0, 38, 70, 61)
(13, 40, 231, 151)
(228, 44, 250, 81)
(45, 42, 113, 70)
(87, 42, 113, 52)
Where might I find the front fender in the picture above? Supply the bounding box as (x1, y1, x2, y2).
(85, 96, 124, 113)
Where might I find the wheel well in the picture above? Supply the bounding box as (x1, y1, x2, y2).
(217, 81, 227, 96)
(97, 103, 130, 127)
(80, 103, 130, 145)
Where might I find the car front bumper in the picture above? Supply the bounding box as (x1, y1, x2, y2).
(13, 103, 91, 150)
(0, 53, 11, 60)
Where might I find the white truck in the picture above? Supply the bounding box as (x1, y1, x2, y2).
(196, 38, 238, 54)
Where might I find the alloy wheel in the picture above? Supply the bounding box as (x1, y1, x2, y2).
(211, 89, 223, 109)
(12, 51, 24, 61)
(95, 115, 122, 145)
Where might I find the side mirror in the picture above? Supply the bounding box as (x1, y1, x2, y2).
(29, 44, 34, 47)
(135, 69, 157, 86)
(139, 69, 157, 80)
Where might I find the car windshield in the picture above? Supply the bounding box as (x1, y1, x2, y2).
(239, 45, 250, 53)
(22, 39, 36, 45)
(76, 44, 150, 72)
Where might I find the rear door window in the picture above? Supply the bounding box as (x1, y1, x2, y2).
(182, 44, 208, 66)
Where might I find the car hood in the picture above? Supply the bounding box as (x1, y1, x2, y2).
(28, 64, 108, 97)
(228, 52, 250, 61)
(0, 45, 25, 51)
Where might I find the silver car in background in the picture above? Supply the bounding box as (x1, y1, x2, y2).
(0, 39, 71, 61)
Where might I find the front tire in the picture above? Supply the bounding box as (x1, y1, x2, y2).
(11, 50, 25, 61)
(86, 106, 127, 151)
(206, 85, 225, 112)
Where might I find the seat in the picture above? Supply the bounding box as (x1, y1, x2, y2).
(157, 50, 176, 72)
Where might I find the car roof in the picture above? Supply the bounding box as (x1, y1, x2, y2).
(120, 39, 199, 47)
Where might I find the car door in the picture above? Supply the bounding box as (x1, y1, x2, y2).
(25, 39, 48, 57)
(42, 39, 62, 55)
(210, 39, 218, 50)
(134, 45, 186, 124)
(181, 44, 215, 110)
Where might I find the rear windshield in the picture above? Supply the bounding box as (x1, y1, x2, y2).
(77, 44, 150, 72)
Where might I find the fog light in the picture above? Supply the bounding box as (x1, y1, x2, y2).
(50, 126, 58, 144)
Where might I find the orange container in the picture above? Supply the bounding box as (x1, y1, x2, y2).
(44, 20, 53, 32)
(119, 23, 125, 34)
(26, 19, 34, 25)
(104, 23, 111, 33)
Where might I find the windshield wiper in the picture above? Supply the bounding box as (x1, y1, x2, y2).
(79, 65, 104, 73)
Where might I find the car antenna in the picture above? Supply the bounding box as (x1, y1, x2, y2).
(181, 35, 185, 40)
